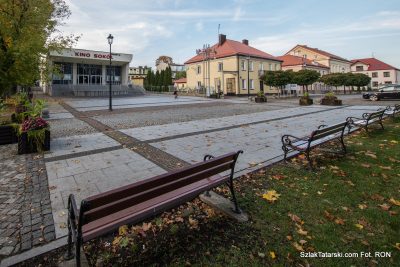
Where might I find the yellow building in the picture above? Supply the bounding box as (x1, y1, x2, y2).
(184, 34, 282, 96)
(129, 66, 150, 87)
(285, 45, 351, 74)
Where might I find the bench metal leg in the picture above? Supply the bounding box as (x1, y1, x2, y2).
(306, 150, 313, 170)
(64, 217, 74, 260)
(379, 121, 384, 130)
(75, 236, 81, 267)
(228, 182, 240, 214)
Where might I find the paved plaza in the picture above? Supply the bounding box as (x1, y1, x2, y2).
(0, 93, 397, 258)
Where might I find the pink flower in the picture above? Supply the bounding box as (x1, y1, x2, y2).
(21, 117, 49, 132)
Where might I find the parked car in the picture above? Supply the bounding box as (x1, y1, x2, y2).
(363, 85, 400, 101)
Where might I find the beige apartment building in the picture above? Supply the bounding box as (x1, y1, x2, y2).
(185, 34, 282, 96)
(351, 58, 400, 88)
(286, 45, 351, 74)
(129, 66, 150, 87)
(277, 55, 330, 93)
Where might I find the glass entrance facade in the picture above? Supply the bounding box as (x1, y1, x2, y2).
(106, 66, 121, 85)
(77, 64, 102, 85)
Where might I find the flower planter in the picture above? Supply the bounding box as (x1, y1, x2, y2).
(0, 125, 18, 145)
(254, 96, 267, 103)
(299, 97, 313, 106)
(18, 129, 50, 154)
(321, 98, 342, 106)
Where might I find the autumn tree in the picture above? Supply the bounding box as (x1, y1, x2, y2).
(0, 0, 78, 96)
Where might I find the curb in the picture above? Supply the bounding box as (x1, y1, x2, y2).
(0, 237, 67, 267)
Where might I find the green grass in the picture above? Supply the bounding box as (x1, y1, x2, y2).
(86, 118, 400, 267)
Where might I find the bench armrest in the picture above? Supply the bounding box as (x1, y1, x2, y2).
(203, 154, 215, 161)
(346, 116, 363, 123)
(281, 134, 307, 146)
(317, 124, 328, 129)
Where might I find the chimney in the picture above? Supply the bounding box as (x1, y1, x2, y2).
(218, 34, 226, 46)
(242, 39, 249, 45)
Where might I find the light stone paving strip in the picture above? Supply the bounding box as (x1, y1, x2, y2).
(46, 148, 167, 238)
(44, 133, 120, 159)
(150, 105, 385, 173)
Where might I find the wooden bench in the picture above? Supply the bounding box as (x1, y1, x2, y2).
(65, 150, 243, 266)
(281, 121, 350, 169)
(383, 104, 400, 119)
(346, 109, 385, 133)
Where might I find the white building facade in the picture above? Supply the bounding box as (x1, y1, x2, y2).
(44, 49, 132, 96)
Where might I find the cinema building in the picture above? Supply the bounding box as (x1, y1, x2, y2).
(43, 48, 142, 96)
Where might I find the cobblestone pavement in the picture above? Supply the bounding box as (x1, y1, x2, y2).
(0, 145, 54, 259)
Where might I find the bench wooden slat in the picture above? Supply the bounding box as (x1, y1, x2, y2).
(83, 160, 234, 223)
(85, 152, 238, 209)
(82, 173, 229, 242)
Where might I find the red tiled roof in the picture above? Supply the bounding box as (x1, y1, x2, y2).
(351, 58, 399, 71)
(277, 55, 329, 69)
(287, 45, 351, 63)
(174, 78, 187, 83)
(184, 39, 282, 64)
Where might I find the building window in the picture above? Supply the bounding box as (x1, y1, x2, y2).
(197, 65, 201, 74)
(249, 79, 254, 89)
(241, 60, 246, 71)
(52, 62, 73, 84)
(269, 64, 272, 71)
(241, 79, 247, 89)
(372, 81, 379, 87)
(372, 72, 378, 78)
(260, 63, 264, 71)
(275, 64, 279, 70)
(356, 66, 363, 71)
(197, 81, 202, 88)
(218, 62, 223, 72)
(383, 72, 390, 77)
(303, 54, 307, 59)
(249, 61, 254, 71)
(385, 81, 392, 84)
(106, 66, 121, 85)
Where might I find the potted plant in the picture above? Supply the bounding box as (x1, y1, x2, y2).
(18, 117, 50, 154)
(320, 92, 342, 106)
(299, 92, 313, 105)
(255, 91, 267, 103)
(0, 100, 19, 145)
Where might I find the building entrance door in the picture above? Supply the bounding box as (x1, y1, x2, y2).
(226, 78, 236, 94)
(78, 75, 89, 84)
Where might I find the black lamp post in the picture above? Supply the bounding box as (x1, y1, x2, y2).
(107, 34, 114, 111)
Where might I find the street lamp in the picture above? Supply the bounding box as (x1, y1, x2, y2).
(107, 34, 114, 111)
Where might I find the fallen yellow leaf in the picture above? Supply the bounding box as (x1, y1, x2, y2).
(119, 225, 128, 236)
(269, 251, 276, 259)
(389, 198, 400, 206)
(390, 140, 398, 144)
(262, 190, 281, 203)
(355, 224, 364, 230)
(297, 228, 308, 236)
(358, 204, 367, 210)
(395, 243, 400, 251)
(292, 242, 304, 251)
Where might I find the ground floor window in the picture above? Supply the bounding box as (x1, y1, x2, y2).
(249, 79, 254, 90)
(241, 79, 247, 89)
(52, 62, 72, 84)
(372, 81, 379, 87)
(77, 64, 102, 85)
(106, 66, 121, 85)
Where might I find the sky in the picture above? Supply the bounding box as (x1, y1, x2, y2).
(61, 0, 400, 68)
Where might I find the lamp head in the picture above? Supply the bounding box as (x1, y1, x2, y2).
(107, 34, 114, 45)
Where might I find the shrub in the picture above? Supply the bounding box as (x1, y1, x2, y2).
(21, 117, 49, 132)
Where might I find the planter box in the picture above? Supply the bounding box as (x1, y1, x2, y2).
(18, 129, 50, 154)
(299, 97, 313, 106)
(0, 125, 18, 145)
(255, 97, 267, 103)
(321, 98, 342, 106)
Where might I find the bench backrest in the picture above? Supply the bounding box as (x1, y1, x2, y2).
(310, 121, 349, 142)
(80, 151, 242, 225)
(363, 110, 385, 121)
